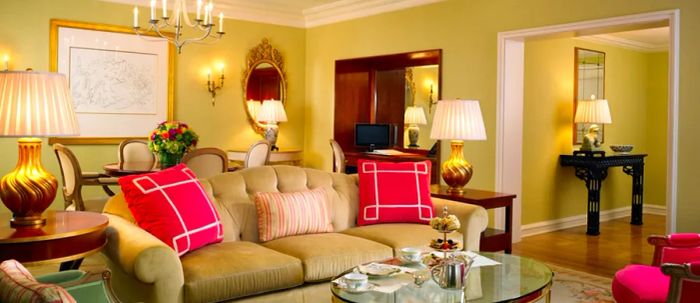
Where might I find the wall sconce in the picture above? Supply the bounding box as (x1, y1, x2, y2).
(206, 63, 224, 106)
(425, 80, 438, 112)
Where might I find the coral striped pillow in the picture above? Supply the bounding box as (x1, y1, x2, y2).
(0, 260, 76, 303)
(255, 187, 334, 242)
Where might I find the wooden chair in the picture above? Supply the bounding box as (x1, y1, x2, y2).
(244, 140, 271, 168)
(118, 139, 155, 166)
(329, 139, 346, 173)
(53, 144, 118, 212)
(181, 147, 229, 179)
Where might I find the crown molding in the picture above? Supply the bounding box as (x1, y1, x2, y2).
(100, 0, 445, 28)
(576, 34, 668, 53)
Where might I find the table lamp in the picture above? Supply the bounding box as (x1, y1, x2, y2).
(256, 99, 287, 151)
(246, 99, 261, 121)
(574, 98, 611, 151)
(0, 71, 80, 227)
(404, 106, 427, 148)
(430, 99, 487, 194)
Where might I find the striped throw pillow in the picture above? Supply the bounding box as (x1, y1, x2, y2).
(255, 187, 334, 242)
(0, 260, 76, 303)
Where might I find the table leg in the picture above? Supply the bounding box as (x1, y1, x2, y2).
(623, 163, 644, 225)
(574, 167, 608, 236)
(505, 205, 512, 254)
(59, 258, 83, 271)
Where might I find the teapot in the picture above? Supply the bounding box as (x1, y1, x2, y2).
(430, 254, 474, 290)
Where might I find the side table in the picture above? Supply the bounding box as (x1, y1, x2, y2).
(0, 211, 108, 270)
(430, 185, 516, 253)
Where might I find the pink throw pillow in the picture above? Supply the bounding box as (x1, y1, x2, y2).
(357, 160, 434, 226)
(119, 164, 224, 256)
(255, 187, 334, 242)
(0, 260, 76, 303)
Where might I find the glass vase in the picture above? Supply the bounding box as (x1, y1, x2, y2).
(159, 152, 183, 169)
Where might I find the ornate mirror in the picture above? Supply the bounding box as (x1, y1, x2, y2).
(573, 47, 605, 144)
(242, 38, 287, 134)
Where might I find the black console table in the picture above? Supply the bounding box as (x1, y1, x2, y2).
(559, 151, 647, 235)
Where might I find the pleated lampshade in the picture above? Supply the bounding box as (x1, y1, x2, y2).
(246, 99, 262, 120)
(257, 99, 287, 123)
(430, 99, 487, 140)
(404, 106, 427, 125)
(574, 99, 612, 124)
(0, 71, 80, 137)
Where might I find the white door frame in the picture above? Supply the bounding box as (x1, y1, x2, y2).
(495, 10, 680, 242)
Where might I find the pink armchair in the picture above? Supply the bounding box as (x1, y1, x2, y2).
(612, 233, 700, 303)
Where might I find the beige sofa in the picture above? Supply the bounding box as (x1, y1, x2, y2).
(101, 165, 488, 303)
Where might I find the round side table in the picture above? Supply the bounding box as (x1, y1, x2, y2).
(0, 211, 108, 270)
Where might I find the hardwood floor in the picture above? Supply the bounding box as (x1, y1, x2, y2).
(512, 214, 666, 278)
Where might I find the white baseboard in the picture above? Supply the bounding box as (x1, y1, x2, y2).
(521, 204, 667, 238)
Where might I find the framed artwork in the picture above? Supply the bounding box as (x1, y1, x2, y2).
(49, 19, 174, 145)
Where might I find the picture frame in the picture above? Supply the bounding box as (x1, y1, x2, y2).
(48, 19, 174, 145)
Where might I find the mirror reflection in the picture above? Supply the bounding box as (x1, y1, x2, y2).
(402, 65, 439, 148)
(246, 63, 282, 101)
(574, 47, 605, 144)
(242, 38, 287, 134)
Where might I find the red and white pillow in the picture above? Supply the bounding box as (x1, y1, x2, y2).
(255, 187, 334, 242)
(119, 164, 223, 256)
(357, 160, 434, 226)
(0, 260, 75, 303)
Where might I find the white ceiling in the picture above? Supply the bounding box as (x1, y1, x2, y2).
(103, 0, 445, 28)
(579, 27, 669, 52)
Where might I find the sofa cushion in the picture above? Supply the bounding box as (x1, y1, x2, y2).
(119, 164, 224, 256)
(255, 187, 334, 242)
(262, 233, 393, 282)
(357, 160, 433, 226)
(181, 241, 303, 303)
(342, 223, 463, 255)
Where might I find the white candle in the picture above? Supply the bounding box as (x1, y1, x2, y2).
(196, 0, 202, 20)
(207, 69, 211, 82)
(133, 6, 139, 27)
(204, 4, 209, 25)
(150, 0, 156, 20)
(162, 0, 167, 18)
(207, 3, 213, 25)
(3, 55, 8, 71)
(218, 12, 223, 32)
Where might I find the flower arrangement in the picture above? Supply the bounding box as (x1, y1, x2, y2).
(148, 121, 198, 156)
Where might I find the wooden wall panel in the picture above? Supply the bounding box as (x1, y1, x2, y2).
(334, 70, 371, 151)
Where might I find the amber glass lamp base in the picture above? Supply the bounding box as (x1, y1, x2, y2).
(0, 138, 58, 228)
(441, 140, 473, 195)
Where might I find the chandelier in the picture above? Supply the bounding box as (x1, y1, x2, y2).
(132, 0, 225, 54)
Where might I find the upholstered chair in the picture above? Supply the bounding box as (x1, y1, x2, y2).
(181, 147, 229, 179)
(612, 233, 700, 303)
(244, 140, 271, 168)
(118, 139, 155, 166)
(53, 144, 118, 212)
(329, 139, 346, 173)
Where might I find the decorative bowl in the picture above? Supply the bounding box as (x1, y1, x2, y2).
(610, 145, 634, 153)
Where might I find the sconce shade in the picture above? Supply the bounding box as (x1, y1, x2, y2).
(430, 99, 486, 140)
(574, 99, 612, 124)
(257, 99, 287, 123)
(247, 99, 261, 120)
(0, 71, 80, 136)
(404, 106, 427, 125)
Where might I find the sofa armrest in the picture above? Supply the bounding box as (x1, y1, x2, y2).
(102, 214, 184, 303)
(431, 197, 488, 252)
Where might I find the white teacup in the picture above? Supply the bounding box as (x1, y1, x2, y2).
(343, 273, 368, 289)
(401, 247, 423, 262)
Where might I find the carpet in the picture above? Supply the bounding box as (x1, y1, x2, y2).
(542, 264, 615, 303)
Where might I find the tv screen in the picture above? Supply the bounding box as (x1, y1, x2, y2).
(355, 123, 391, 149)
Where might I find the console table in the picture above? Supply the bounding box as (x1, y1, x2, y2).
(227, 150, 302, 167)
(559, 152, 647, 235)
(430, 185, 516, 253)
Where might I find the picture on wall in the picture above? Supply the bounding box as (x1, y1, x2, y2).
(49, 19, 174, 144)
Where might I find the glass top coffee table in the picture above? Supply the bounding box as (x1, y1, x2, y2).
(331, 252, 553, 303)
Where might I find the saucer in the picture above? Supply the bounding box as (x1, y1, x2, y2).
(338, 282, 376, 293)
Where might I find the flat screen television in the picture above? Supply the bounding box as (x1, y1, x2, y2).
(355, 123, 392, 151)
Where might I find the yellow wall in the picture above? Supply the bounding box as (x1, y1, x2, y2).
(646, 52, 669, 208)
(0, 0, 306, 210)
(304, 0, 700, 231)
(522, 36, 668, 224)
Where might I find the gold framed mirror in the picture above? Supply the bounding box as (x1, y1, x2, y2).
(242, 38, 287, 134)
(573, 47, 606, 144)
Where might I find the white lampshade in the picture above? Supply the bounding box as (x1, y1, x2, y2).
(246, 99, 261, 120)
(404, 106, 427, 125)
(256, 99, 288, 123)
(430, 99, 487, 140)
(574, 99, 612, 124)
(0, 71, 79, 137)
